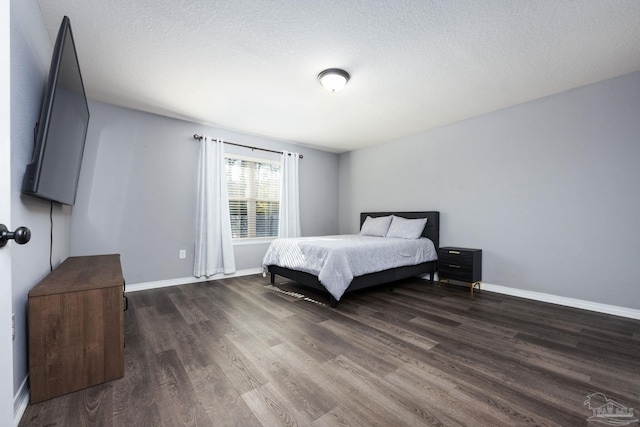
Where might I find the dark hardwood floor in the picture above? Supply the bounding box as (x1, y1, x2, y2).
(19, 275, 640, 426)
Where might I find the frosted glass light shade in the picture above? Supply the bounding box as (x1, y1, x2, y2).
(318, 68, 350, 92)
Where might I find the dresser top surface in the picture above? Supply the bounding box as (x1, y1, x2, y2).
(29, 254, 123, 297)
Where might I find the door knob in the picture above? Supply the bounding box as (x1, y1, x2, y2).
(0, 224, 31, 247)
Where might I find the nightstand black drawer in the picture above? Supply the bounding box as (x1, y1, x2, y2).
(439, 249, 475, 266)
(439, 265, 473, 281)
(438, 247, 482, 283)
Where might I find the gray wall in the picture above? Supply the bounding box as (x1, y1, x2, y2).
(70, 101, 339, 284)
(10, 0, 73, 395)
(338, 71, 640, 310)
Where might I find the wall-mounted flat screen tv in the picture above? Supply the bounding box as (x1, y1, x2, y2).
(22, 16, 90, 206)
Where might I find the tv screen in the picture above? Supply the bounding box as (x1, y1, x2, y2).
(22, 16, 90, 206)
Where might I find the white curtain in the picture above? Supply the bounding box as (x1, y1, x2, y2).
(278, 151, 301, 238)
(194, 136, 236, 277)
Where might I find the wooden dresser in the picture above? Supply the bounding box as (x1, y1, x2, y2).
(28, 254, 125, 403)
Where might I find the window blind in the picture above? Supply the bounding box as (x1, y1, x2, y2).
(226, 156, 280, 239)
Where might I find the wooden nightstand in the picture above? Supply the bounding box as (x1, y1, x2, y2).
(438, 247, 482, 293)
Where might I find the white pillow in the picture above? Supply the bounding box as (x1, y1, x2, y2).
(386, 216, 427, 239)
(359, 215, 392, 237)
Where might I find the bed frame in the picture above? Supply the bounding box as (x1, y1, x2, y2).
(267, 211, 440, 307)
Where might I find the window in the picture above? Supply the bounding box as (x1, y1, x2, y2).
(225, 155, 280, 239)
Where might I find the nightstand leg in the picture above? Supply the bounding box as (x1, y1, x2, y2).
(438, 278, 480, 294)
(470, 281, 481, 294)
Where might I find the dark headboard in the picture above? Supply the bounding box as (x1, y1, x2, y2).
(360, 211, 440, 249)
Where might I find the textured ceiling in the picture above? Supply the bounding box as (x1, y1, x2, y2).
(36, 0, 640, 153)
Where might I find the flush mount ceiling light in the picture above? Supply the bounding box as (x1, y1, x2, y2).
(318, 68, 350, 92)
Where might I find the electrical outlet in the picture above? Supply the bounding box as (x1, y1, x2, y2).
(179, 249, 186, 259)
(12, 313, 15, 341)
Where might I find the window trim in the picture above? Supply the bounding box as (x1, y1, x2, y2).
(231, 237, 277, 246)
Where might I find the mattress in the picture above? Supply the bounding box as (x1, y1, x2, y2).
(262, 234, 437, 301)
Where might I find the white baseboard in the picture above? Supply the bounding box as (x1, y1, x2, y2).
(125, 268, 263, 293)
(480, 282, 640, 320)
(14, 375, 29, 427)
(429, 273, 640, 320)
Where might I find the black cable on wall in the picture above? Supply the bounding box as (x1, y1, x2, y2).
(49, 201, 53, 272)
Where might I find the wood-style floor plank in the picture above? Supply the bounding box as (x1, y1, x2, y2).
(19, 275, 640, 426)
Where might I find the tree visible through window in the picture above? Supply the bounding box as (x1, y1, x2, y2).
(225, 155, 280, 239)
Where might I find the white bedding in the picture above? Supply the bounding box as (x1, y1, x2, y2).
(262, 235, 437, 301)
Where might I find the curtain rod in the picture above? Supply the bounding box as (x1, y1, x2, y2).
(193, 134, 303, 158)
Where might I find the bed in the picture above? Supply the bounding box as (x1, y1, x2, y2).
(263, 211, 439, 307)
